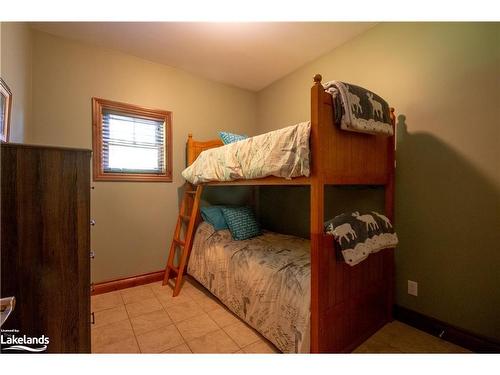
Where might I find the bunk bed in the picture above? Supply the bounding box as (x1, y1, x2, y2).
(171, 74, 396, 353)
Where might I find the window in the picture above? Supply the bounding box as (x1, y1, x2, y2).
(92, 98, 172, 182)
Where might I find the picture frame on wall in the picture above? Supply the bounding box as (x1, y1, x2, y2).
(1, 78, 13, 142)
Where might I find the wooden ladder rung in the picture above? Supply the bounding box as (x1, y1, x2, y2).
(185, 191, 196, 195)
(180, 214, 191, 222)
(173, 238, 185, 247)
(168, 265, 179, 274)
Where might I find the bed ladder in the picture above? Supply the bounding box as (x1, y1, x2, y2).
(162, 184, 204, 296)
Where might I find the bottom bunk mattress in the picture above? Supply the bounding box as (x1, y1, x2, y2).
(187, 222, 311, 353)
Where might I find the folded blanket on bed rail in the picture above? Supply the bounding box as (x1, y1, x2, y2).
(325, 210, 398, 266)
(182, 122, 311, 185)
(323, 81, 393, 136)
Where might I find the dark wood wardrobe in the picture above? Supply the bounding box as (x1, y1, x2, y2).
(1, 143, 92, 353)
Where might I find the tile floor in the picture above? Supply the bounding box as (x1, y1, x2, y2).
(91, 277, 278, 353)
(91, 277, 470, 354)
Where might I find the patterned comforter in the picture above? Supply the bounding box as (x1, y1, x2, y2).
(187, 222, 311, 353)
(182, 122, 311, 185)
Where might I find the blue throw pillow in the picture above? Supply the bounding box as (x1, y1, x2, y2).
(200, 206, 228, 231)
(220, 206, 261, 241)
(218, 131, 248, 144)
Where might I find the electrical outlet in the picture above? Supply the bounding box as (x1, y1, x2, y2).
(408, 280, 418, 296)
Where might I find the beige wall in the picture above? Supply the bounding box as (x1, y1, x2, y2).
(29, 30, 258, 283)
(0, 22, 32, 143)
(256, 23, 500, 340)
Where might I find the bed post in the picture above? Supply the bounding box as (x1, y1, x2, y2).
(386, 108, 396, 223)
(187, 133, 195, 166)
(385, 108, 396, 322)
(310, 74, 326, 353)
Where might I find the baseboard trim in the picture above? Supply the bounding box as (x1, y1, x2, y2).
(394, 305, 500, 353)
(92, 270, 164, 296)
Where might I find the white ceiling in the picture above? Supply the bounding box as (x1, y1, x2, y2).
(31, 22, 376, 91)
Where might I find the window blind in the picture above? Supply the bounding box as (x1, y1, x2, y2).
(101, 109, 166, 174)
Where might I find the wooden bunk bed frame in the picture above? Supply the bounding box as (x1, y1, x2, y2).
(183, 74, 396, 353)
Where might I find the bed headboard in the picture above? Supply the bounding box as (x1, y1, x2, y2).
(186, 133, 223, 166)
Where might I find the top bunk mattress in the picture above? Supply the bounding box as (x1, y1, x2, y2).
(181, 121, 311, 185)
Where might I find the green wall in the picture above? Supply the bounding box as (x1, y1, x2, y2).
(259, 186, 385, 239)
(256, 23, 500, 341)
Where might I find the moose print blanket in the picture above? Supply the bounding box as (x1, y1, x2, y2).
(323, 81, 393, 136)
(324, 211, 398, 266)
